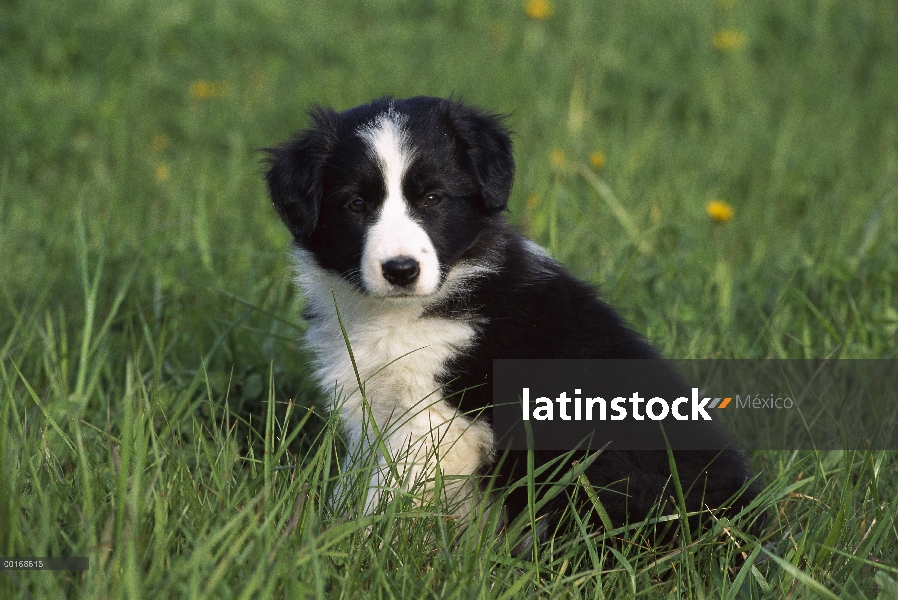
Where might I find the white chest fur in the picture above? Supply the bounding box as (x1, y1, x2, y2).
(293, 250, 494, 517)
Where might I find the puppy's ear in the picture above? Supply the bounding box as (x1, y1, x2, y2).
(444, 102, 515, 212)
(264, 107, 338, 242)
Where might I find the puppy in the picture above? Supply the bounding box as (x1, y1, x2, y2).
(264, 96, 761, 539)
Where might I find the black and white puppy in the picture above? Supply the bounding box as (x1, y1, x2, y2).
(264, 96, 760, 536)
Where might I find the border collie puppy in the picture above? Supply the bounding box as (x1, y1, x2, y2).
(264, 96, 760, 536)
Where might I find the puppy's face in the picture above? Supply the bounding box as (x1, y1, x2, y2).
(265, 97, 514, 297)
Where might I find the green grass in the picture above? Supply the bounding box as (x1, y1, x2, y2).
(2, 0, 898, 597)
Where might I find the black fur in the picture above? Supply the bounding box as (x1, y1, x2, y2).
(433, 223, 762, 538)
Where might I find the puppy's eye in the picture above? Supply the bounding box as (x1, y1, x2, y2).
(422, 194, 442, 208)
(347, 198, 366, 213)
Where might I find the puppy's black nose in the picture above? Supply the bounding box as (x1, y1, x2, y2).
(381, 257, 420, 287)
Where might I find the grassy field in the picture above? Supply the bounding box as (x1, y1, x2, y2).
(2, 0, 898, 597)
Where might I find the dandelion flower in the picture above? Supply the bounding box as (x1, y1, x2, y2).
(154, 163, 170, 183)
(589, 151, 606, 171)
(189, 80, 228, 100)
(706, 200, 734, 222)
(524, 0, 553, 21)
(712, 30, 747, 51)
(151, 134, 170, 152)
(550, 149, 566, 170)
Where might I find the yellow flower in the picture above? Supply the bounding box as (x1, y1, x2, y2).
(151, 134, 170, 152)
(154, 163, 170, 183)
(706, 200, 734, 222)
(524, 0, 553, 21)
(550, 149, 566, 170)
(525, 192, 540, 209)
(712, 30, 747, 51)
(589, 151, 606, 171)
(188, 80, 228, 100)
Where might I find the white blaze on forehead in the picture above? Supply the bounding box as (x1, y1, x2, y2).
(358, 110, 441, 296)
(360, 109, 410, 201)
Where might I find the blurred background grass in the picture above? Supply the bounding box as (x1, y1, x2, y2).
(1, 0, 897, 597)
(3, 0, 897, 367)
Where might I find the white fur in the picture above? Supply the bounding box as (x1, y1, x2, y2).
(292, 247, 496, 519)
(358, 111, 441, 296)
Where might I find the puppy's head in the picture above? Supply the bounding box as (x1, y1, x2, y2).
(264, 97, 514, 297)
